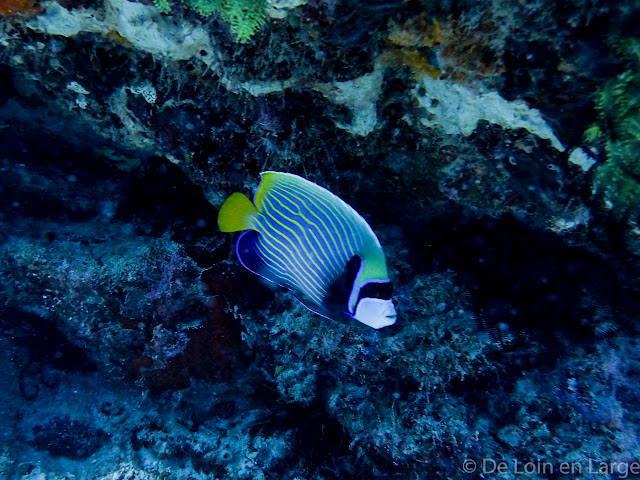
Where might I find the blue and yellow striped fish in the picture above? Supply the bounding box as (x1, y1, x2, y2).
(218, 171, 397, 329)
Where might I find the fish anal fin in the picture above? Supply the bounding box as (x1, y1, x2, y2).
(237, 231, 299, 296)
(237, 231, 323, 309)
(218, 192, 258, 232)
(236, 230, 268, 279)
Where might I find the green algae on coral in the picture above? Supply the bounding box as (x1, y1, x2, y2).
(584, 37, 640, 216)
(153, 0, 267, 43)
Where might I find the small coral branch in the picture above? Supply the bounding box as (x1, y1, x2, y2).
(152, 0, 267, 43)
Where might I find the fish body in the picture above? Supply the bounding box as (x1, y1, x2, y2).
(218, 171, 397, 329)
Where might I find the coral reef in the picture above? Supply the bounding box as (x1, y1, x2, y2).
(241, 272, 496, 472)
(32, 417, 108, 459)
(0, 156, 245, 392)
(1, 229, 208, 375)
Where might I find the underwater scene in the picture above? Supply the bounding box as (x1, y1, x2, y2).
(1, 0, 640, 478)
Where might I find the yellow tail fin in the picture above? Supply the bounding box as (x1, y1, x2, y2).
(218, 192, 258, 232)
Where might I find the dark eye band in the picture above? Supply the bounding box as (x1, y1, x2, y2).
(358, 281, 393, 301)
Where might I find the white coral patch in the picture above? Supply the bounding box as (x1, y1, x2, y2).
(31, 2, 104, 37)
(75, 95, 88, 109)
(28, 0, 216, 67)
(266, 0, 307, 19)
(314, 64, 385, 137)
(568, 147, 597, 171)
(67, 81, 90, 95)
(412, 76, 565, 151)
(130, 83, 157, 104)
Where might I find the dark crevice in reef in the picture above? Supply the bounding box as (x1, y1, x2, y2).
(274, 403, 356, 479)
(0, 65, 15, 106)
(242, 382, 357, 479)
(407, 210, 639, 341)
(0, 114, 220, 249)
(2, 309, 96, 373)
(115, 160, 219, 242)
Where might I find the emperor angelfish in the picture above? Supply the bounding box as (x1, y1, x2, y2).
(218, 171, 397, 329)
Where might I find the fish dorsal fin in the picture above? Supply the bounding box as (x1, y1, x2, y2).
(255, 172, 379, 248)
(256, 171, 348, 212)
(254, 171, 280, 212)
(218, 192, 258, 232)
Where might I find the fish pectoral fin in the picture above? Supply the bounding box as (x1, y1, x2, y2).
(218, 192, 258, 232)
(325, 255, 362, 311)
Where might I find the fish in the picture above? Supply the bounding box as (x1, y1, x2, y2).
(217, 171, 397, 329)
